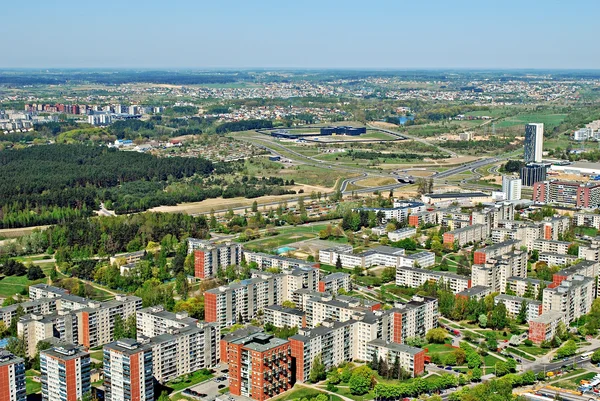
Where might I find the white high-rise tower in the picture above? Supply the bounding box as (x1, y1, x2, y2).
(524, 123, 544, 163)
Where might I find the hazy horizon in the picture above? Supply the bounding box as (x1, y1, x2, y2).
(2, 0, 598, 69)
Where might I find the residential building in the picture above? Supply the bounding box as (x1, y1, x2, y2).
(355, 202, 425, 224)
(422, 192, 491, 206)
(400, 251, 436, 268)
(19, 312, 79, 357)
(366, 339, 425, 377)
(542, 275, 595, 323)
(551, 260, 599, 287)
(533, 181, 600, 208)
(471, 251, 527, 293)
(0, 297, 59, 327)
(40, 344, 90, 401)
(388, 227, 417, 242)
(528, 311, 567, 344)
(455, 286, 492, 301)
(318, 272, 351, 295)
(539, 253, 578, 267)
(264, 305, 306, 328)
(146, 323, 220, 383)
(396, 266, 471, 294)
(204, 268, 318, 328)
(109, 250, 145, 266)
(223, 330, 292, 401)
(541, 216, 571, 241)
(0, 351, 26, 401)
(524, 123, 544, 163)
(574, 212, 600, 230)
(502, 176, 522, 201)
(242, 252, 319, 271)
(76, 295, 142, 348)
(303, 293, 380, 328)
(29, 284, 69, 300)
(532, 239, 571, 255)
(473, 240, 520, 264)
(136, 305, 198, 338)
(442, 224, 488, 247)
(104, 339, 154, 401)
(507, 277, 548, 298)
(319, 245, 406, 269)
(408, 211, 438, 228)
(391, 296, 439, 344)
(494, 294, 542, 321)
(187, 239, 242, 279)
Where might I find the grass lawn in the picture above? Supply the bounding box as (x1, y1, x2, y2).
(0, 275, 47, 298)
(26, 370, 41, 395)
(505, 347, 536, 361)
(483, 354, 505, 366)
(473, 329, 512, 340)
(360, 131, 398, 140)
(494, 113, 567, 130)
(334, 386, 374, 401)
(241, 224, 330, 251)
(272, 386, 345, 401)
(90, 350, 104, 361)
(575, 226, 599, 237)
(166, 369, 213, 392)
(516, 345, 551, 356)
(553, 370, 596, 390)
(424, 343, 456, 357)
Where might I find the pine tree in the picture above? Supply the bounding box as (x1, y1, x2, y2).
(336, 255, 343, 270)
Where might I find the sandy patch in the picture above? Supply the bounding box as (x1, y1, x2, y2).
(0, 225, 50, 238)
(354, 177, 398, 187)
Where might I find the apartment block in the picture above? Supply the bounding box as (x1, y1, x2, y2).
(136, 305, 198, 338)
(408, 211, 438, 227)
(29, 283, 69, 300)
(355, 201, 426, 224)
(40, 344, 90, 401)
(541, 216, 571, 241)
(396, 266, 471, 294)
(507, 277, 549, 298)
(532, 239, 571, 255)
(243, 252, 319, 270)
(388, 227, 417, 242)
(19, 311, 79, 357)
(304, 293, 380, 328)
(264, 305, 306, 328)
(0, 351, 26, 401)
(204, 267, 318, 328)
(494, 294, 542, 321)
(187, 239, 242, 279)
(436, 208, 472, 229)
(77, 295, 142, 348)
(400, 251, 436, 268)
(539, 252, 578, 267)
(146, 322, 220, 383)
(442, 224, 488, 247)
(471, 251, 527, 293)
(473, 240, 520, 264)
(367, 339, 425, 377)
(533, 181, 600, 208)
(319, 245, 406, 269)
(223, 331, 292, 401)
(318, 272, 351, 294)
(0, 298, 58, 327)
(574, 212, 600, 230)
(471, 202, 515, 231)
(543, 275, 595, 323)
(528, 311, 567, 344)
(552, 260, 600, 287)
(492, 220, 543, 251)
(455, 286, 492, 301)
(104, 339, 154, 401)
(391, 296, 439, 344)
(109, 250, 145, 266)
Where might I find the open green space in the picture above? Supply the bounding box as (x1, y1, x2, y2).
(241, 224, 331, 252)
(26, 370, 41, 395)
(553, 370, 596, 390)
(0, 263, 57, 297)
(166, 369, 213, 392)
(505, 347, 536, 361)
(516, 344, 551, 356)
(575, 226, 599, 237)
(272, 386, 345, 401)
(494, 113, 567, 129)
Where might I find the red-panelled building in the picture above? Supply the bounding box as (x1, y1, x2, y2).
(40, 344, 90, 401)
(223, 331, 293, 401)
(103, 339, 154, 401)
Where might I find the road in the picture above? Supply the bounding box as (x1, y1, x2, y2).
(366, 124, 459, 158)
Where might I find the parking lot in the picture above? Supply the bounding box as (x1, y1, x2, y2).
(182, 366, 231, 401)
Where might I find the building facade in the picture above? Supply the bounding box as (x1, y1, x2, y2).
(104, 339, 154, 401)
(40, 344, 90, 401)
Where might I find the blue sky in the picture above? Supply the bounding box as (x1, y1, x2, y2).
(2, 0, 597, 69)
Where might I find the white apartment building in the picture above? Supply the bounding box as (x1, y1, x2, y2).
(542, 275, 595, 323)
(366, 339, 425, 377)
(443, 224, 489, 247)
(264, 305, 306, 328)
(507, 277, 548, 298)
(502, 176, 522, 201)
(187, 238, 242, 279)
(400, 251, 436, 268)
(396, 266, 470, 294)
(471, 251, 527, 293)
(40, 344, 90, 401)
(136, 306, 198, 338)
(0, 298, 59, 327)
(319, 272, 351, 295)
(29, 284, 68, 300)
(388, 227, 417, 242)
(574, 212, 600, 230)
(18, 312, 79, 357)
(533, 239, 571, 255)
(319, 245, 406, 269)
(242, 252, 318, 270)
(539, 252, 578, 267)
(494, 294, 542, 321)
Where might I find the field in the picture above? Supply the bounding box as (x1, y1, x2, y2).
(241, 224, 331, 252)
(272, 386, 344, 401)
(494, 113, 567, 130)
(26, 370, 41, 395)
(553, 370, 596, 390)
(0, 263, 56, 298)
(354, 177, 398, 187)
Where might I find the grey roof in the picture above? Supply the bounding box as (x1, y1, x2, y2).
(456, 285, 491, 297)
(321, 272, 350, 283)
(556, 260, 598, 277)
(41, 344, 88, 360)
(367, 338, 423, 356)
(222, 326, 262, 344)
(529, 311, 565, 324)
(104, 339, 152, 355)
(495, 294, 541, 305)
(427, 192, 487, 199)
(264, 305, 305, 317)
(478, 240, 520, 254)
